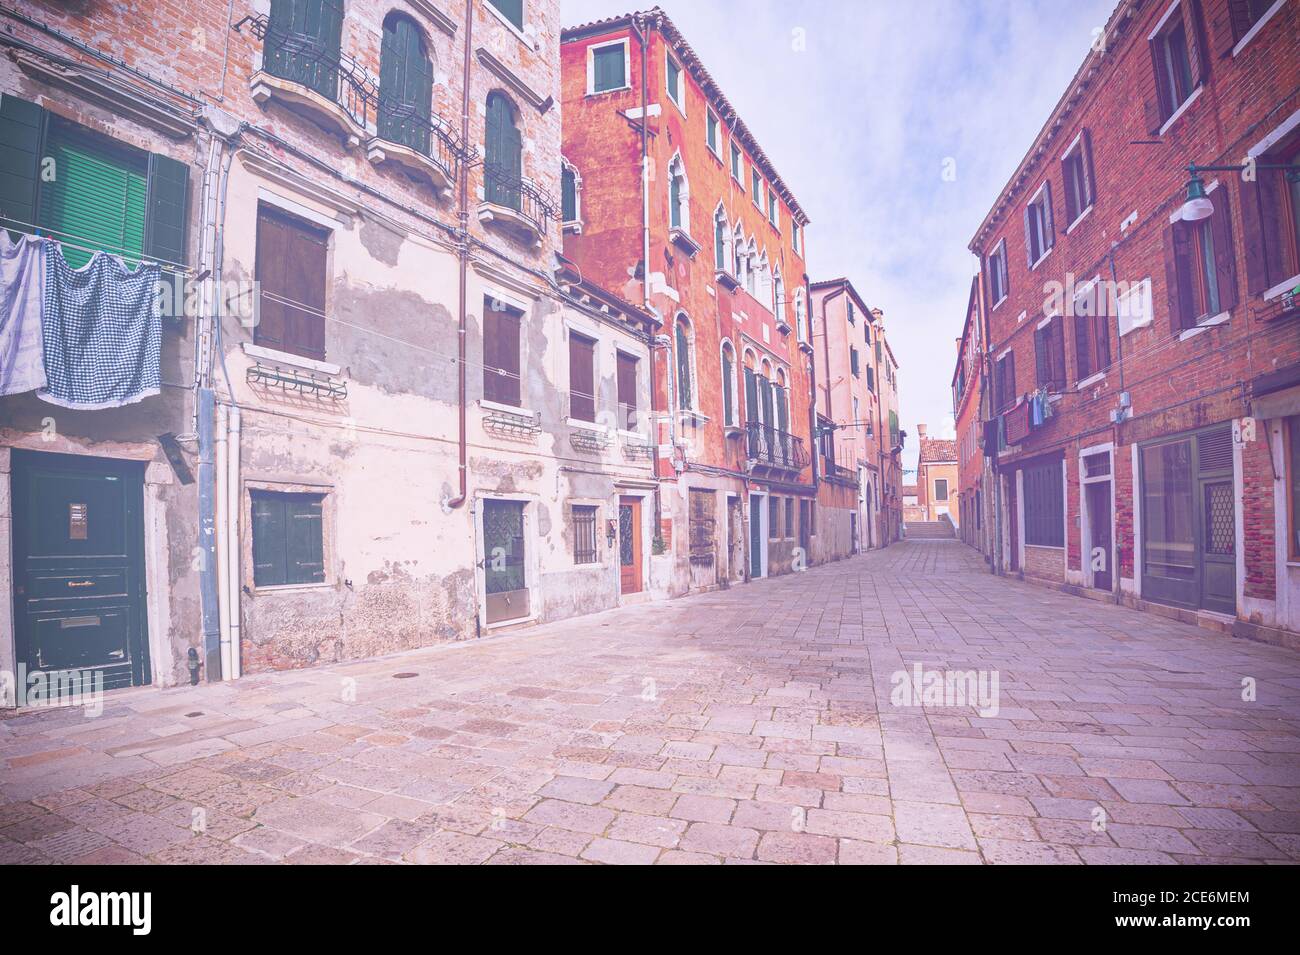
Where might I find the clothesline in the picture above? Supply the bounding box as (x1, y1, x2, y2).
(0, 217, 193, 276)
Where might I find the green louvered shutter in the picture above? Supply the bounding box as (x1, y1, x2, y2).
(145, 152, 189, 266)
(489, 0, 523, 30)
(378, 14, 432, 153)
(267, 0, 343, 100)
(0, 95, 47, 238)
(40, 127, 147, 269)
(744, 368, 758, 423)
(485, 92, 521, 209)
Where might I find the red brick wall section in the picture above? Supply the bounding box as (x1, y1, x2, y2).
(1115, 444, 1135, 580)
(1242, 433, 1275, 601)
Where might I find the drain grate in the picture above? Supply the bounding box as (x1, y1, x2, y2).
(393, 672, 419, 679)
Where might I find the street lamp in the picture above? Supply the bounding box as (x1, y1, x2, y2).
(1179, 161, 1300, 222)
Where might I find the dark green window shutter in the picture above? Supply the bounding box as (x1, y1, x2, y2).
(776, 386, 788, 433)
(378, 14, 433, 152)
(488, 0, 524, 30)
(145, 152, 189, 266)
(40, 125, 147, 269)
(593, 44, 625, 92)
(675, 322, 691, 409)
(287, 496, 325, 584)
(721, 351, 733, 424)
(251, 492, 289, 587)
(0, 94, 47, 237)
(670, 174, 681, 229)
(267, 0, 344, 100)
(714, 215, 725, 269)
(485, 93, 522, 209)
(562, 167, 576, 221)
(744, 368, 758, 423)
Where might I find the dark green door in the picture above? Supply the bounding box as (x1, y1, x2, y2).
(482, 499, 528, 624)
(266, 0, 344, 101)
(749, 495, 764, 579)
(484, 92, 522, 209)
(12, 451, 149, 691)
(377, 14, 432, 153)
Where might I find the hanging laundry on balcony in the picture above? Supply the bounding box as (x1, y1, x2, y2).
(38, 242, 161, 409)
(0, 230, 48, 396)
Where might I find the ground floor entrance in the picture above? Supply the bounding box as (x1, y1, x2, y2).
(11, 450, 150, 691)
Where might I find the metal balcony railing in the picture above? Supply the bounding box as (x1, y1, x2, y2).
(745, 421, 809, 471)
(483, 163, 555, 232)
(235, 14, 468, 181)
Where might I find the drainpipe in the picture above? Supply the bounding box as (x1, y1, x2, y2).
(215, 403, 231, 680)
(444, 0, 475, 511)
(226, 405, 242, 677)
(805, 273, 821, 495)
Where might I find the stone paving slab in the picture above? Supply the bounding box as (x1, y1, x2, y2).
(2, 541, 1299, 864)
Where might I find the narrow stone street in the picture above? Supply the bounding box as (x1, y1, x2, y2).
(3, 540, 1298, 865)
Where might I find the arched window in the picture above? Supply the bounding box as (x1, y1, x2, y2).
(266, 0, 344, 99)
(713, 204, 731, 272)
(756, 251, 771, 306)
(667, 152, 689, 232)
(378, 13, 433, 152)
(561, 156, 581, 226)
(675, 316, 694, 410)
(794, 287, 808, 342)
(485, 91, 522, 210)
(720, 340, 737, 426)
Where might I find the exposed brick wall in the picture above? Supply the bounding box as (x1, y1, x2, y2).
(1242, 432, 1276, 600)
(1024, 544, 1065, 583)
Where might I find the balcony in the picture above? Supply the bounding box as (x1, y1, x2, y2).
(823, 460, 858, 486)
(745, 421, 809, 474)
(478, 164, 555, 246)
(236, 13, 467, 185)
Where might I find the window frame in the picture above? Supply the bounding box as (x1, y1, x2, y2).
(987, 239, 1009, 308)
(665, 51, 685, 114)
(1025, 179, 1055, 267)
(751, 168, 763, 208)
(483, 294, 523, 407)
(587, 38, 630, 95)
(1022, 459, 1065, 547)
(570, 503, 600, 565)
(730, 142, 743, 182)
(1061, 131, 1095, 229)
(248, 486, 329, 590)
(706, 107, 720, 157)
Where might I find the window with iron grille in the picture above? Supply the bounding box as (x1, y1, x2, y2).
(571, 504, 598, 564)
(769, 495, 780, 539)
(1023, 459, 1064, 547)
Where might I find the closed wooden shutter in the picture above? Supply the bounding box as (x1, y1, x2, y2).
(675, 322, 692, 409)
(1147, 37, 1170, 131)
(569, 333, 596, 422)
(617, 351, 637, 429)
(0, 95, 47, 238)
(1042, 179, 1055, 248)
(720, 351, 733, 425)
(485, 93, 522, 209)
(1238, 168, 1286, 295)
(1074, 314, 1093, 381)
(744, 368, 758, 424)
(489, 0, 523, 30)
(266, 0, 344, 100)
(378, 14, 433, 152)
(483, 300, 521, 406)
(145, 152, 189, 266)
(1163, 221, 1195, 331)
(1208, 187, 1238, 311)
(562, 167, 577, 222)
(1034, 325, 1049, 385)
(252, 491, 325, 586)
(255, 206, 328, 360)
(40, 125, 147, 269)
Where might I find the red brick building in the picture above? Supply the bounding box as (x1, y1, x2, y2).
(953, 274, 992, 554)
(969, 0, 1299, 645)
(561, 8, 820, 591)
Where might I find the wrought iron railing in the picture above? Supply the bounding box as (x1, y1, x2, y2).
(483, 163, 555, 231)
(745, 421, 809, 470)
(235, 14, 468, 181)
(824, 460, 857, 483)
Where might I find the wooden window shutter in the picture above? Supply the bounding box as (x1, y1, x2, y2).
(568, 333, 596, 422)
(251, 492, 288, 586)
(1080, 131, 1097, 209)
(999, 244, 1009, 298)
(1093, 311, 1111, 371)
(1074, 313, 1092, 381)
(287, 496, 325, 584)
(1163, 221, 1194, 331)
(1210, 1, 1242, 58)
(1208, 186, 1238, 311)
(721, 352, 733, 425)
(1238, 171, 1285, 295)
(0, 95, 47, 236)
(1023, 204, 1034, 268)
(1034, 325, 1048, 385)
(1146, 38, 1171, 131)
(675, 322, 692, 409)
(1051, 317, 1066, 387)
(254, 209, 289, 352)
(617, 352, 637, 412)
(499, 308, 521, 406)
(1042, 180, 1055, 249)
(254, 206, 327, 360)
(145, 152, 189, 265)
(1185, 1, 1207, 88)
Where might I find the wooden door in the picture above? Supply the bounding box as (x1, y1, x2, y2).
(1086, 481, 1113, 592)
(12, 451, 149, 691)
(619, 496, 642, 595)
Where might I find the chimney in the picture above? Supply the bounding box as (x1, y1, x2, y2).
(870, 308, 883, 322)
(917, 423, 927, 439)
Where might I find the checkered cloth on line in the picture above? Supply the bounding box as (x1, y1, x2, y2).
(38, 242, 162, 410)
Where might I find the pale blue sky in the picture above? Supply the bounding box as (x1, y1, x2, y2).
(560, 0, 1115, 476)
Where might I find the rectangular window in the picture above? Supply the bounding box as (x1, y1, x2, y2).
(483, 297, 522, 406)
(666, 54, 683, 109)
(251, 490, 325, 587)
(1033, 315, 1067, 390)
(767, 189, 778, 227)
(1166, 189, 1236, 330)
(994, 351, 1016, 411)
(769, 495, 780, 539)
(986, 239, 1008, 305)
(1072, 282, 1111, 380)
(561, 166, 578, 223)
(616, 351, 638, 431)
(706, 109, 719, 154)
(934, 478, 949, 501)
(1062, 133, 1095, 224)
(751, 168, 762, 206)
(1151, 4, 1199, 123)
(1025, 181, 1055, 265)
(571, 504, 598, 564)
(867, 366, 876, 393)
(850, 347, 860, 378)
(568, 332, 596, 422)
(784, 498, 794, 538)
(591, 42, 627, 94)
(1022, 460, 1064, 546)
(689, 489, 715, 563)
(731, 142, 742, 181)
(487, 0, 523, 31)
(256, 205, 328, 360)
(792, 221, 801, 254)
